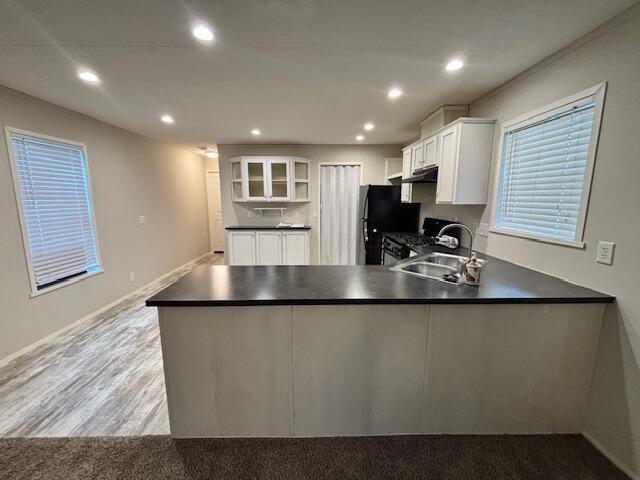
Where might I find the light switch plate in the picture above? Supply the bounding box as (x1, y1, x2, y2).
(129, 271, 136, 282)
(477, 223, 489, 237)
(138, 215, 146, 224)
(596, 241, 615, 265)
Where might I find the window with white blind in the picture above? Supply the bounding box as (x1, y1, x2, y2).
(6, 128, 102, 296)
(492, 83, 606, 247)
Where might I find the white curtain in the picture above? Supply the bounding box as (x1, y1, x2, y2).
(320, 164, 361, 265)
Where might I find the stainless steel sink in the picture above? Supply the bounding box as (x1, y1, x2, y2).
(391, 252, 486, 285)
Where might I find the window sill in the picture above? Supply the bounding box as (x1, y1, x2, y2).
(490, 227, 586, 249)
(29, 269, 104, 298)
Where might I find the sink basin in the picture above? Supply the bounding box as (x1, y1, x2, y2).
(391, 252, 486, 285)
(401, 261, 460, 280)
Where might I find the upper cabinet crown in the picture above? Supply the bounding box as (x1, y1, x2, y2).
(402, 118, 495, 205)
(230, 156, 310, 202)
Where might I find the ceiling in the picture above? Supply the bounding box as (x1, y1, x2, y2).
(0, 0, 635, 152)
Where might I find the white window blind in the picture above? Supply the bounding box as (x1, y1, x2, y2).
(494, 85, 605, 246)
(8, 130, 101, 292)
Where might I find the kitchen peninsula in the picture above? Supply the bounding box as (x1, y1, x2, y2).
(147, 257, 613, 438)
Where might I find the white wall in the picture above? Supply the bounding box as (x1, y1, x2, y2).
(217, 144, 401, 264)
(437, 10, 640, 477)
(0, 86, 210, 361)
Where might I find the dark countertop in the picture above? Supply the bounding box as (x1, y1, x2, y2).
(226, 225, 311, 230)
(146, 251, 613, 307)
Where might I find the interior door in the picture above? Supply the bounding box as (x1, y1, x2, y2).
(206, 171, 225, 253)
(267, 159, 290, 201)
(319, 164, 361, 265)
(436, 126, 458, 204)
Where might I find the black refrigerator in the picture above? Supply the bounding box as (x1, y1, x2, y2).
(356, 185, 420, 264)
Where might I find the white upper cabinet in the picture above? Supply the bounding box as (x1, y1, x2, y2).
(401, 118, 494, 205)
(400, 148, 413, 203)
(410, 141, 425, 173)
(423, 135, 438, 169)
(230, 160, 244, 201)
(243, 158, 269, 201)
(435, 125, 458, 203)
(231, 156, 310, 203)
(267, 158, 291, 201)
(434, 118, 495, 205)
(291, 159, 310, 202)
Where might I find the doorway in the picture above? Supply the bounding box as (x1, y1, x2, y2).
(206, 170, 224, 253)
(319, 163, 362, 265)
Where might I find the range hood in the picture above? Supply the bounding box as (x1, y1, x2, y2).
(401, 165, 438, 183)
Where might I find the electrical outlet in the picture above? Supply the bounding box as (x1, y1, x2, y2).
(477, 223, 489, 237)
(129, 271, 136, 282)
(596, 241, 615, 265)
(138, 215, 146, 225)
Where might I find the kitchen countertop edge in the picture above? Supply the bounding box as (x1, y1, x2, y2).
(147, 296, 614, 307)
(225, 225, 311, 230)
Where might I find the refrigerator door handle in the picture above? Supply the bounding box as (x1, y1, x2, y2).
(361, 189, 370, 247)
(362, 219, 369, 243)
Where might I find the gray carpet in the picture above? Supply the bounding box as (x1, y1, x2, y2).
(0, 434, 629, 479)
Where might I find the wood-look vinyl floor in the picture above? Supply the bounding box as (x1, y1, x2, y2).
(0, 254, 224, 437)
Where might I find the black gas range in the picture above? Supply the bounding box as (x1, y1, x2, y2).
(382, 218, 459, 265)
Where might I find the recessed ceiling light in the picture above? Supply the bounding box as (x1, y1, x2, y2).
(205, 149, 218, 158)
(445, 58, 464, 71)
(356, 135, 364, 141)
(192, 25, 214, 42)
(77, 69, 100, 84)
(251, 129, 261, 136)
(388, 88, 403, 99)
(161, 114, 174, 124)
(364, 122, 374, 131)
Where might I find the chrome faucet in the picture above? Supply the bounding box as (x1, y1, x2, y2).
(437, 223, 474, 260)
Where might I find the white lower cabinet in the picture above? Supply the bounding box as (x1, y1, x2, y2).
(257, 231, 282, 265)
(227, 230, 310, 265)
(282, 231, 309, 265)
(227, 231, 256, 265)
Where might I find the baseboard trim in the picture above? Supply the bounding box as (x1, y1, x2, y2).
(582, 431, 638, 480)
(0, 252, 212, 368)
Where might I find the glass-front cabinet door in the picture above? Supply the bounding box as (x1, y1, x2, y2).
(230, 160, 244, 201)
(243, 158, 268, 201)
(267, 158, 290, 201)
(236, 156, 295, 202)
(292, 159, 310, 202)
